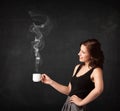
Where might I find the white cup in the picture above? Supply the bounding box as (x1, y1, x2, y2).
(32, 73, 41, 82)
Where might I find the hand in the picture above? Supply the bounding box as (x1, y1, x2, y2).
(41, 74, 53, 85)
(70, 95, 82, 106)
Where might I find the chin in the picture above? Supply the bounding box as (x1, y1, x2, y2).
(79, 58, 83, 61)
(79, 59, 83, 62)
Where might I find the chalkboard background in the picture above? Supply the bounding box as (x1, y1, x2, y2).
(0, 1, 120, 111)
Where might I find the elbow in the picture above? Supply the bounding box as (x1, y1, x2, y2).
(97, 89, 103, 96)
(95, 87, 104, 96)
(66, 90, 71, 95)
(64, 87, 71, 95)
(100, 84, 104, 94)
(95, 83, 104, 96)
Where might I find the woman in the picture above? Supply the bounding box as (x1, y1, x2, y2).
(41, 38, 104, 111)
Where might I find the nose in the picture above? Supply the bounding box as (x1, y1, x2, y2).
(78, 51, 80, 56)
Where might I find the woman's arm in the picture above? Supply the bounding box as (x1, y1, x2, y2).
(41, 74, 71, 95)
(70, 67, 104, 106)
(41, 64, 80, 95)
(50, 80, 71, 95)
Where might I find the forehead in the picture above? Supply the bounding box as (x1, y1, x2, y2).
(80, 44, 88, 52)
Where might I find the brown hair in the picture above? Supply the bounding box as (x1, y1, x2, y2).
(81, 39, 104, 69)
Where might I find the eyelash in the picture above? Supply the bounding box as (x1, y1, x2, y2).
(80, 50, 85, 54)
(82, 51, 85, 54)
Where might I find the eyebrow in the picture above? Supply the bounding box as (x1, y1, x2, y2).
(80, 48, 85, 53)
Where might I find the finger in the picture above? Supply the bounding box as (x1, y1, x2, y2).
(41, 74, 46, 78)
(69, 99, 72, 102)
(73, 95, 77, 97)
(70, 99, 73, 103)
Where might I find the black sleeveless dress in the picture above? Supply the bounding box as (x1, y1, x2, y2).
(61, 64, 95, 111)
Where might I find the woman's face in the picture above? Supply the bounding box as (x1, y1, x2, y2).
(78, 44, 91, 63)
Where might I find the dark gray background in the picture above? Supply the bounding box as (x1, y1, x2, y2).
(0, 1, 120, 111)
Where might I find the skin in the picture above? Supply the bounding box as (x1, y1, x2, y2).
(41, 44, 104, 106)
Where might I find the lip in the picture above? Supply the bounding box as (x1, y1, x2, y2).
(79, 57, 82, 60)
(80, 57, 82, 59)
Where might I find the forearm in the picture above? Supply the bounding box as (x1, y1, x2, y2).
(49, 80, 70, 95)
(78, 88, 103, 106)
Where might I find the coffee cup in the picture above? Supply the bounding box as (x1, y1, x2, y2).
(32, 73, 41, 82)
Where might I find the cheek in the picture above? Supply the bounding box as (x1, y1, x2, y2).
(82, 54, 90, 59)
(85, 55, 91, 60)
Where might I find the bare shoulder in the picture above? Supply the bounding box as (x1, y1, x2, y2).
(72, 64, 80, 76)
(92, 67, 103, 77)
(75, 64, 80, 69)
(93, 67, 103, 73)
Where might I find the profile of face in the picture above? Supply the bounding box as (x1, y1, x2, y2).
(78, 44, 91, 63)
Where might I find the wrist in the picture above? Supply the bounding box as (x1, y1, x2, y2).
(78, 100, 83, 107)
(49, 79, 54, 86)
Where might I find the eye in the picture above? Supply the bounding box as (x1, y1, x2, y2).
(81, 50, 85, 54)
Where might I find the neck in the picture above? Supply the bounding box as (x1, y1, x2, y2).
(83, 62, 92, 69)
(84, 62, 89, 66)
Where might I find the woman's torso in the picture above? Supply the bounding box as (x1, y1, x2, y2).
(69, 64, 95, 99)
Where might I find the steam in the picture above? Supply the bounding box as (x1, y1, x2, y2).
(29, 11, 52, 72)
